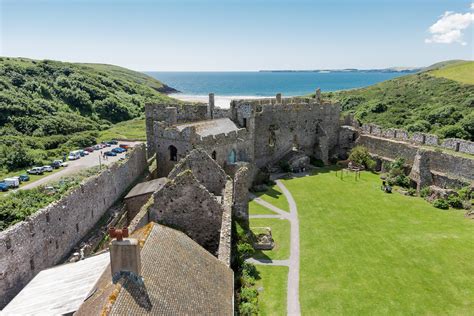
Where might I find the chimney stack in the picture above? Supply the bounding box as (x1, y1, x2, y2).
(276, 93, 282, 103)
(209, 93, 215, 119)
(109, 227, 141, 281)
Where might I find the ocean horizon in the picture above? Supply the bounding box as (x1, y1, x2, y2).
(146, 71, 409, 97)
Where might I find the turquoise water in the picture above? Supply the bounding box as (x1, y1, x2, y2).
(146, 71, 410, 96)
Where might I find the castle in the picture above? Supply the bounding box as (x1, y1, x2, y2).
(2, 90, 473, 313)
(146, 90, 342, 179)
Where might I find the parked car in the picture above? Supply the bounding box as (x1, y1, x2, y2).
(104, 151, 117, 157)
(42, 165, 53, 172)
(119, 144, 129, 150)
(4, 177, 20, 188)
(112, 147, 126, 153)
(0, 182, 8, 192)
(83, 150, 89, 155)
(108, 140, 118, 145)
(79, 150, 86, 157)
(19, 174, 30, 182)
(85, 147, 94, 153)
(68, 150, 81, 160)
(12, 176, 22, 183)
(60, 162, 69, 167)
(102, 142, 112, 147)
(51, 160, 62, 169)
(27, 167, 44, 175)
(93, 144, 102, 150)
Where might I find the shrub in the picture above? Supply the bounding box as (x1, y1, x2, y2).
(348, 146, 376, 170)
(433, 199, 449, 210)
(420, 186, 431, 198)
(457, 186, 472, 201)
(237, 242, 255, 259)
(239, 302, 258, 316)
(448, 195, 463, 209)
(407, 188, 417, 196)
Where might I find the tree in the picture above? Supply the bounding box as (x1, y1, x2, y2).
(348, 146, 376, 170)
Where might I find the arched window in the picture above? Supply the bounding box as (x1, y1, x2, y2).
(228, 149, 236, 164)
(212, 151, 217, 160)
(169, 145, 177, 161)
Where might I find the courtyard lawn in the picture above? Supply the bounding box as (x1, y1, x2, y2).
(249, 200, 279, 215)
(282, 168, 474, 315)
(255, 185, 289, 212)
(250, 217, 290, 260)
(254, 265, 288, 316)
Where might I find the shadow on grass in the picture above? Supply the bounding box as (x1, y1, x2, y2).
(255, 186, 283, 199)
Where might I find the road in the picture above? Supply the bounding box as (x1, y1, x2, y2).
(18, 141, 141, 191)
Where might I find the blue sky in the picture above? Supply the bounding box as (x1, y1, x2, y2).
(0, 0, 472, 70)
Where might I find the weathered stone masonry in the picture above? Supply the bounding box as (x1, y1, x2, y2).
(0, 145, 148, 308)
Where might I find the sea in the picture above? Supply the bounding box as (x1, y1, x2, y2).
(146, 71, 410, 108)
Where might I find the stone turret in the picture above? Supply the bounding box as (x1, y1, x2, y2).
(276, 93, 282, 103)
(209, 93, 215, 119)
(315, 88, 321, 103)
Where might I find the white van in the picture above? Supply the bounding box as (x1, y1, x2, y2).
(4, 178, 20, 188)
(68, 150, 81, 160)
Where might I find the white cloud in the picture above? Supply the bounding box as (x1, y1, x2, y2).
(425, 7, 474, 45)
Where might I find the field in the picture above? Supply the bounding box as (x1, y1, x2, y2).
(254, 265, 288, 316)
(254, 184, 289, 212)
(430, 61, 474, 85)
(250, 217, 290, 260)
(281, 168, 474, 314)
(97, 118, 146, 142)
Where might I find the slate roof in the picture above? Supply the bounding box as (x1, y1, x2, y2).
(124, 178, 168, 199)
(76, 223, 234, 315)
(176, 118, 239, 137)
(2, 252, 109, 315)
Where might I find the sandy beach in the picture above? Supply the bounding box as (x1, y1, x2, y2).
(169, 94, 272, 109)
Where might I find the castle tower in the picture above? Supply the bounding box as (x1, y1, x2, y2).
(209, 93, 215, 119)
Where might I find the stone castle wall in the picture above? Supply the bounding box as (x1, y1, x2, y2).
(231, 97, 341, 167)
(0, 145, 148, 308)
(145, 103, 209, 157)
(360, 123, 474, 155)
(153, 121, 253, 178)
(357, 134, 474, 187)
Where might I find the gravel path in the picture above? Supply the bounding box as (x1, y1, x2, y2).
(249, 180, 301, 315)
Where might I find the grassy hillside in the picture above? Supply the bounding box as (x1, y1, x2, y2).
(325, 61, 474, 141)
(430, 61, 474, 85)
(0, 57, 175, 174)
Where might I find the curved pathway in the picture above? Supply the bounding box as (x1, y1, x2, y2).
(249, 180, 301, 315)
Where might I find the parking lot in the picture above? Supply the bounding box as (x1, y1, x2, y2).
(16, 141, 141, 191)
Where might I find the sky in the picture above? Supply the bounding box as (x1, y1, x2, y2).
(0, 0, 473, 71)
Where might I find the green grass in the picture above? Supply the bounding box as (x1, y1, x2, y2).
(98, 118, 146, 141)
(281, 168, 474, 315)
(430, 61, 474, 85)
(255, 185, 289, 212)
(249, 200, 279, 215)
(254, 265, 288, 316)
(251, 217, 290, 260)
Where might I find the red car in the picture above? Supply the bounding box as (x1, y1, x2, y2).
(119, 144, 130, 150)
(85, 147, 94, 152)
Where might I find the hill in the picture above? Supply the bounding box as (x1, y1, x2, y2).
(325, 61, 474, 141)
(0, 57, 176, 173)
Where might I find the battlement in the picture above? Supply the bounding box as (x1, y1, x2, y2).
(145, 102, 209, 123)
(360, 123, 474, 155)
